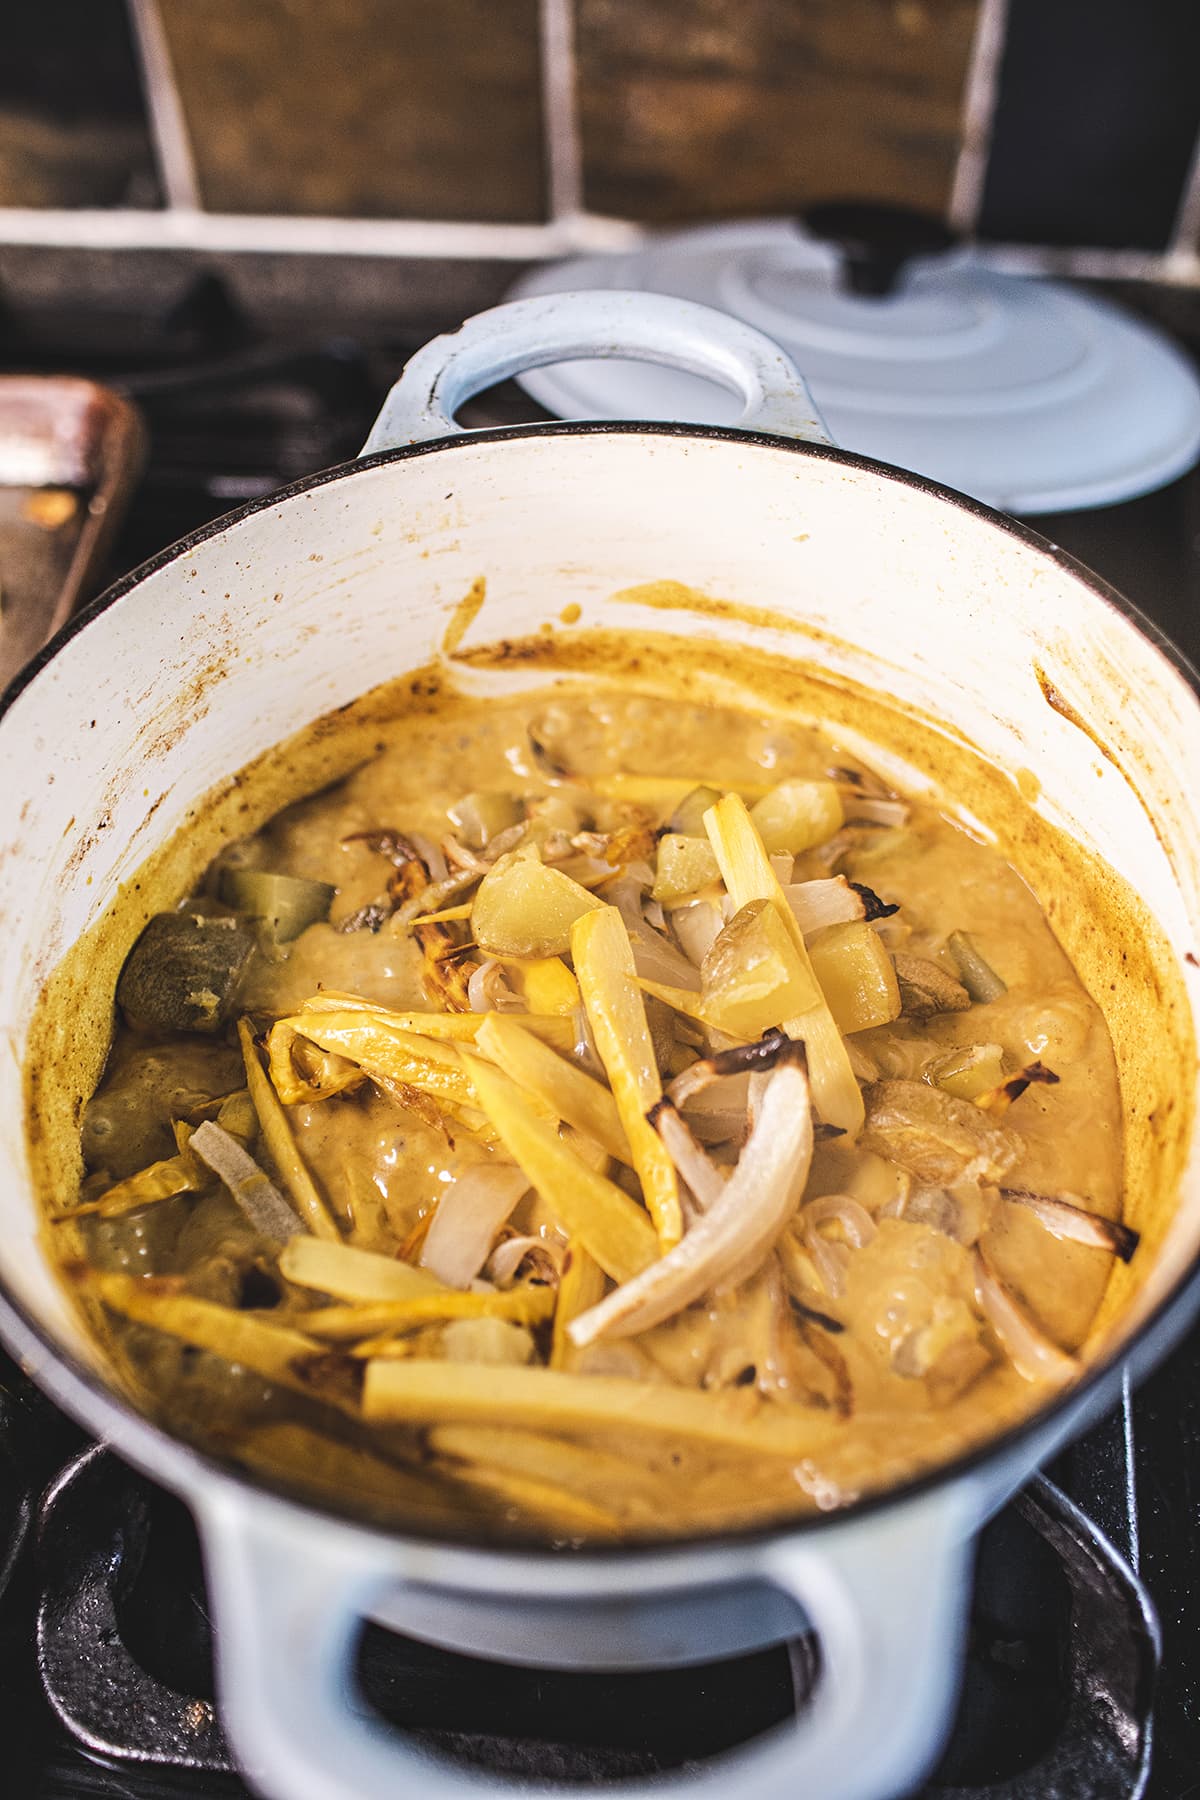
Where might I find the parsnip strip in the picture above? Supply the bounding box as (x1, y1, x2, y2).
(363, 1360, 842, 1457)
(279, 1235, 444, 1303)
(279, 1013, 475, 1105)
(475, 1013, 631, 1163)
(705, 794, 864, 1134)
(434, 1458, 622, 1536)
(431, 1426, 653, 1510)
(266, 1023, 363, 1105)
(222, 1422, 467, 1520)
(551, 1239, 608, 1369)
(284, 998, 574, 1050)
(590, 775, 771, 808)
(239, 1020, 341, 1241)
(462, 1055, 658, 1283)
(66, 1149, 198, 1219)
(571, 906, 683, 1250)
(301, 1284, 556, 1346)
(84, 1270, 357, 1410)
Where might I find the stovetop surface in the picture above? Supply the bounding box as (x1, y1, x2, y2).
(1, 267, 1199, 1798)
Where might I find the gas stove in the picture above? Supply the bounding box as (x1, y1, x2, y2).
(1, 263, 1198, 1799)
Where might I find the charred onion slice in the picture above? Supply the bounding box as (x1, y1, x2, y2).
(972, 1248, 1078, 1384)
(418, 1162, 531, 1288)
(973, 1060, 1059, 1114)
(1000, 1188, 1139, 1262)
(568, 1047, 812, 1346)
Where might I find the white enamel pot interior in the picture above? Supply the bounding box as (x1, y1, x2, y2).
(2, 291, 1200, 1800)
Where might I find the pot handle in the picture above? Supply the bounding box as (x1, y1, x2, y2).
(198, 1481, 973, 1800)
(360, 290, 833, 453)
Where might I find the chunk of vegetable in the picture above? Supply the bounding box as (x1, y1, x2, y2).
(499, 957, 580, 1016)
(668, 785, 724, 837)
(448, 790, 521, 849)
(116, 913, 255, 1035)
(362, 1359, 842, 1457)
(462, 1054, 658, 1283)
(475, 1013, 631, 1163)
(750, 780, 844, 856)
(571, 906, 683, 1250)
(704, 794, 864, 1134)
(892, 954, 970, 1020)
(948, 930, 1008, 1004)
(473, 851, 603, 958)
(279, 1235, 444, 1302)
(220, 869, 335, 941)
(932, 1044, 1007, 1101)
(238, 1020, 341, 1241)
(806, 922, 901, 1034)
(700, 899, 814, 1037)
(651, 835, 722, 905)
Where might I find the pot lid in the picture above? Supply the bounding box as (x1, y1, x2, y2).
(509, 214, 1200, 514)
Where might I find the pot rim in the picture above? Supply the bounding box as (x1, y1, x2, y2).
(2, 417, 1198, 1566)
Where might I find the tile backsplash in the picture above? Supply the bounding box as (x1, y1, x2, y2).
(0, 0, 1197, 275)
(575, 0, 979, 222)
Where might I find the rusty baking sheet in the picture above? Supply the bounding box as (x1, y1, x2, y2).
(0, 377, 145, 692)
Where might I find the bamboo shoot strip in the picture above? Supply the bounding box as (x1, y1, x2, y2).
(363, 1360, 843, 1458)
(238, 1020, 341, 1240)
(189, 1120, 304, 1244)
(571, 906, 683, 1249)
(279, 1236, 445, 1303)
(83, 1269, 359, 1411)
(300, 1284, 556, 1345)
(551, 1240, 608, 1369)
(462, 1054, 658, 1283)
(475, 1013, 631, 1163)
(704, 794, 864, 1134)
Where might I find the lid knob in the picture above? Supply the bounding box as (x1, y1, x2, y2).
(800, 201, 959, 298)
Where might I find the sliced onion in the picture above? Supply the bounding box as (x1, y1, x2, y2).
(973, 1248, 1077, 1384)
(467, 958, 523, 1014)
(770, 853, 795, 885)
(803, 1194, 877, 1249)
(408, 831, 449, 884)
(667, 1030, 790, 1107)
(681, 1073, 752, 1145)
(643, 898, 667, 932)
(844, 796, 910, 828)
(419, 1163, 530, 1288)
(804, 1229, 849, 1299)
(486, 1233, 567, 1286)
(1001, 1188, 1139, 1262)
(569, 1052, 813, 1346)
(785, 876, 862, 934)
(649, 1101, 727, 1212)
(671, 901, 723, 967)
(629, 926, 702, 990)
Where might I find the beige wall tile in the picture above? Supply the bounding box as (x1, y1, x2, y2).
(576, 0, 980, 222)
(158, 0, 546, 221)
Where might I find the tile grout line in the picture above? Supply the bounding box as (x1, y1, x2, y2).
(124, 0, 202, 213)
(0, 207, 1194, 283)
(539, 0, 585, 226)
(1168, 122, 1200, 265)
(948, 0, 1011, 235)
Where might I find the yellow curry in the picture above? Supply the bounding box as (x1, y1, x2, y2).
(47, 682, 1133, 1542)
